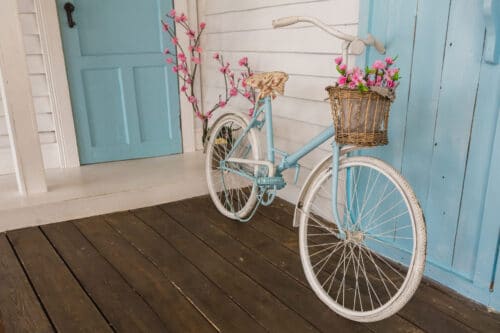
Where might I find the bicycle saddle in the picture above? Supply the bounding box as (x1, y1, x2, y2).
(245, 71, 289, 100)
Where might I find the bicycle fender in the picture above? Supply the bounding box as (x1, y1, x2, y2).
(293, 154, 332, 227)
(202, 112, 254, 153)
(292, 145, 361, 227)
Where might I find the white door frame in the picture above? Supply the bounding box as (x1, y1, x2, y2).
(35, 0, 197, 168)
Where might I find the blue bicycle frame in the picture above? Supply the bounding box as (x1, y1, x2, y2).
(221, 95, 349, 233)
(226, 96, 335, 175)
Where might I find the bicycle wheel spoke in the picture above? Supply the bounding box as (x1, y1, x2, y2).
(206, 117, 259, 219)
(299, 158, 425, 320)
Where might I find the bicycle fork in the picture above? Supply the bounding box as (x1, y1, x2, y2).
(331, 141, 348, 239)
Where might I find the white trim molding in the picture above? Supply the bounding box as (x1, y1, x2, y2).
(174, 0, 198, 152)
(36, 0, 80, 168)
(0, 0, 47, 195)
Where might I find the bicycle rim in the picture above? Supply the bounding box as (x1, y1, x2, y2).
(205, 114, 260, 220)
(299, 156, 426, 322)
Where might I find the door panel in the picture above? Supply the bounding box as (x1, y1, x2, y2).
(82, 68, 128, 147)
(75, 0, 162, 56)
(57, 0, 181, 164)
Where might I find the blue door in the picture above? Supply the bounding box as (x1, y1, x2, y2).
(57, 0, 182, 164)
(360, 0, 500, 308)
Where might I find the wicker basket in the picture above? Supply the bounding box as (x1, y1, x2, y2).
(326, 86, 392, 146)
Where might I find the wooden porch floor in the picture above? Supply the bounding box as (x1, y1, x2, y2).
(0, 196, 498, 333)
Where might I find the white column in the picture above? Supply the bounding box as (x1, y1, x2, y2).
(0, 0, 47, 195)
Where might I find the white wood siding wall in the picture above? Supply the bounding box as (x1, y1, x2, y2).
(198, 0, 359, 203)
(0, 0, 60, 175)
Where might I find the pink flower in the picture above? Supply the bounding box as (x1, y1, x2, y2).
(242, 79, 247, 88)
(178, 53, 186, 62)
(248, 108, 254, 116)
(219, 100, 227, 108)
(172, 66, 179, 73)
(180, 85, 187, 92)
(175, 13, 187, 23)
(385, 57, 394, 65)
(192, 57, 201, 64)
(243, 91, 251, 98)
(186, 29, 195, 40)
(163, 48, 170, 54)
(219, 63, 230, 74)
(339, 64, 347, 72)
(387, 80, 395, 88)
(172, 37, 178, 45)
(166, 58, 173, 64)
(195, 111, 203, 120)
(186, 78, 192, 84)
(238, 57, 248, 66)
(352, 67, 363, 81)
(337, 76, 347, 85)
(200, 22, 206, 29)
(372, 60, 385, 70)
(188, 96, 197, 104)
(213, 53, 220, 60)
(162, 22, 169, 31)
(349, 82, 357, 89)
(196, 46, 203, 53)
(169, 9, 176, 17)
(334, 56, 343, 65)
(229, 87, 238, 96)
(188, 45, 194, 52)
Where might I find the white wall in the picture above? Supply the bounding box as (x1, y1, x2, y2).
(0, 0, 60, 175)
(198, 0, 359, 203)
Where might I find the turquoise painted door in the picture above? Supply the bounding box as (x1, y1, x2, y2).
(359, 0, 500, 307)
(57, 0, 182, 164)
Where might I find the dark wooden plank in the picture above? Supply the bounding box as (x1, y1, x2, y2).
(416, 284, 500, 333)
(187, 197, 423, 333)
(7, 228, 111, 333)
(0, 234, 53, 333)
(41, 221, 167, 333)
(104, 211, 265, 333)
(0, 311, 5, 333)
(258, 198, 486, 332)
(161, 201, 370, 333)
(132, 205, 318, 333)
(73, 216, 215, 333)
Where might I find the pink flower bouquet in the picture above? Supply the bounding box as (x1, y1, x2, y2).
(334, 56, 400, 97)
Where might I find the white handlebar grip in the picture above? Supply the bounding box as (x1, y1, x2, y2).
(366, 33, 386, 54)
(272, 16, 300, 28)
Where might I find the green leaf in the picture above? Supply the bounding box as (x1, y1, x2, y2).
(358, 84, 369, 92)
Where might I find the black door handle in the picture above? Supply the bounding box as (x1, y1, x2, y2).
(64, 2, 76, 28)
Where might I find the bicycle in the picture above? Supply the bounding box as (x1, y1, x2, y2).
(205, 16, 426, 322)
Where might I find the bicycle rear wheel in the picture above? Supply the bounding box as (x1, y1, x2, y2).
(205, 113, 260, 220)
(299, 156, 426, 322)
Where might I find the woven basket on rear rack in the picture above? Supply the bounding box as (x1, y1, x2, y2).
(326, 86, 392, 146)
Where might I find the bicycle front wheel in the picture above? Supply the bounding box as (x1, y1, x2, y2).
(205, 113, 260, 220)
(299, 156, 426, 322)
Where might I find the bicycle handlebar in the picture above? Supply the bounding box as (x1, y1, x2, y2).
(272, 16, 385, 54)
